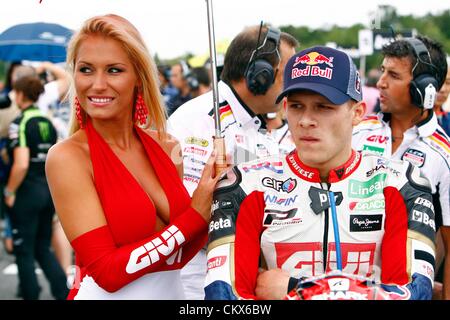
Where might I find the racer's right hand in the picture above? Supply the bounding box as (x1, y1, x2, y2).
(191, 150, 224, 222)
(256, 268, 291, 300)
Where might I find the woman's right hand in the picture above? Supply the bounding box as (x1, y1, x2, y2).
(191, 150, 225, 222)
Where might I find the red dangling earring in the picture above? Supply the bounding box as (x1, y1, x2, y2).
(75, 97, 84, 129)
(134, 92, 149, 126)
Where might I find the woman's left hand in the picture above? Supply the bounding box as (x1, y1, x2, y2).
(4, 195, 15, 208)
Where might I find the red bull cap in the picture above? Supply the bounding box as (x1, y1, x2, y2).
(276, 46, 362, 104)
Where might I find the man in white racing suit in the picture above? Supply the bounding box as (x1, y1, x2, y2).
(167, 25, 298, 299)
(205, 46, 436, 300)
(352, 36, 449, 299)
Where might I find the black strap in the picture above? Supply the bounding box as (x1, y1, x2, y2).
(287, 277, 299, 293)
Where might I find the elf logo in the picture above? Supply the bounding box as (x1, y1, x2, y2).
(126, 226, 185, 274)
(262, 177, 297, 193)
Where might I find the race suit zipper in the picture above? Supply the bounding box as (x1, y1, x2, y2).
(321, 182, 330, 272)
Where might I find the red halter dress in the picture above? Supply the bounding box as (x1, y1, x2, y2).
(68, 120, 207, 299)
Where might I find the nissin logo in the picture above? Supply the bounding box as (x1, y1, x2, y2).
(264, 194, 298, 206)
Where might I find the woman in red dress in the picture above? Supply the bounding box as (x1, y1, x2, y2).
(46, 14, 220, 299)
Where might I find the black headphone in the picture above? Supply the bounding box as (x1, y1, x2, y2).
(405, 38, 439, 109)
(245, 26, 281, 95)
(180, 60, 199, 91)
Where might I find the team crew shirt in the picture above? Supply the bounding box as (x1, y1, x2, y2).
(352, 112, 450, 228)
(168, 80, 295, 196)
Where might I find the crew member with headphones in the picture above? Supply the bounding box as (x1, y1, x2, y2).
(352, 35, 450, 300)
(167, 24, 298, 299)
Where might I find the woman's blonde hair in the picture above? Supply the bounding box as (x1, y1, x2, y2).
(66, 14, 166, 135)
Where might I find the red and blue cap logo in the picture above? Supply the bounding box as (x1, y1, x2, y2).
(276, 46, 363, 104)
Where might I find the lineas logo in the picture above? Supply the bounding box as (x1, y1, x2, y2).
(126, 226, 185, 274)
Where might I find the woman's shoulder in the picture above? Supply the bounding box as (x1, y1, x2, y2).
(142, 128, 183, 177)
(142, 128, 181, 158)
(47, 130, 90, 168)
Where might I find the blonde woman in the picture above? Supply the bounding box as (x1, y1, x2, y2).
(46, 14, 220, 300)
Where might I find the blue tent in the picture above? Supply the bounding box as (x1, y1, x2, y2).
(0, 22, 73, 63)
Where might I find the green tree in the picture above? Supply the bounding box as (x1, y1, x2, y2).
(280, 5, 450, 74)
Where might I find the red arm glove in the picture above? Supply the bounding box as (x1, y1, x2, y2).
(71, 207, 207, 292)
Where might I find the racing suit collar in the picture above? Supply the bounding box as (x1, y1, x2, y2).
(380, 110, 438, 138)
(286, 149, 362, 183)
(222, 81, 267, 130)
(416, 110, 438, 137)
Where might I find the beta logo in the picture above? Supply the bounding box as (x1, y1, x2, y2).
(209, 218, 232, 233)
(262, 177, 297, 193)
(412, 209, 436, 232)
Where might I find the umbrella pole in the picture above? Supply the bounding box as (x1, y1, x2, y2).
(205, 0, 227, 176)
